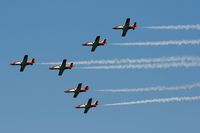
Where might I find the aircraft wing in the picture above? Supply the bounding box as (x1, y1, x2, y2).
(58, 69, 65, 76)
(84, 98, 92, 113)
(58, 59, 67, 76)
(73, 83, 82, 98)
(84, 107, 90, 114)
(124, 18, 130, 27)
(122, 29, 128, 37)
(20, 64, 26, 72)
(91, 45, 98, 52)
(21, 55, 28, 65)
(60, 59, 67, 68)
(20, 55, 28, 72)
(91, 36, 100, 52)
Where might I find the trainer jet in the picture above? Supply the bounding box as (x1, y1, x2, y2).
(76, 98, 98, 114)
(64, 83, 89, 98)
(83, 36, 107, 52)
(10, 55, 35, 72)
(113, 18, 137, 37)
(49, 59, 73, 76)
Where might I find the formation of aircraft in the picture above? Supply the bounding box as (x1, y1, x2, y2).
(83, 36, 107, 52)
(64, 83, 89, 98)
(113, 18, 137, 37)
(10, 18, 137, 113)
(81, 18, 137, 52)
(75, 98, 98, 114)
(10, 55, 35, 72)
(49, 59, 73, 76)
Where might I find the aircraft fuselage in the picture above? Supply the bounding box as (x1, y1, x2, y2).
(10, 61, 34, 66)
(113, 25, 136, 30)
(83, 41, 106, 46)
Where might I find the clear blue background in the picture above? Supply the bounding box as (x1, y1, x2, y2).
(0, 0, 200, 133)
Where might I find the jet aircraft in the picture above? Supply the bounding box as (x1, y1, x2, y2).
(75, 98, 98, 114)
(64, 83, 89, 98)
(10, 55, 35, 72)
(49, 59, 73, 76)
(113, 18, 137, 37)
(83, 36, 107, 52)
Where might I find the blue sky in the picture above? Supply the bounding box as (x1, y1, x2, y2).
(0, 0, 200, 133)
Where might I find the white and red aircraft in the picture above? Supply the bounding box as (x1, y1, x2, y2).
(64, 83, 89, 98)
(83, 36, 107, 52)
(10, 55, 35, 72)
(75, 98, 98, 114)
(113, 18, 137, 37)
(49, 59, 73, 76)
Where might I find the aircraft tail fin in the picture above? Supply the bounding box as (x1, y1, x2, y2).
(103, 39, 107, 44)
(133, 22, 137, 29)
(32, 58, 35, 64)
(85, 86, 89, 90)
(130, 22, 137, 29)
(70, 63, 74, 68)
(95, 101, 99, 105)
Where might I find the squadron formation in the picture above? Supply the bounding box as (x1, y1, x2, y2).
(10, 18, 137, 114)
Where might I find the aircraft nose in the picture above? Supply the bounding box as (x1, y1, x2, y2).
(64, 90, 69, 93)
(82, 43, 87, 46)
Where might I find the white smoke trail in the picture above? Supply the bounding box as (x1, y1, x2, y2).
(103, 96, 200, 107)
(111, 39, 200, 46)
(144, 24, 200, 30)
(98, 82, 200, 93)
(78, 62, 200, 70)
(38, 56, 200, 65)
(37, 62, 61, 65)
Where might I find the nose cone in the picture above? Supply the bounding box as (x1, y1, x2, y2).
(82, 42, 88, 46)
(113, 26, 118, 29)
(85, 86, 89, 91)
(75, 105, 80, 108)
(10, 62, 15, 65)
(49, 66, 57, 70)
(64, 90, 69, 93)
